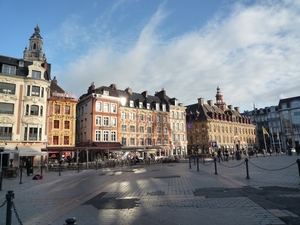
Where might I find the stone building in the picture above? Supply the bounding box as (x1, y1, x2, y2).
(0, 25, 51, 167)
(185, 87, 257, 155)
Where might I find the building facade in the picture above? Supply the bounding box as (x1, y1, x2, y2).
(0, 25, 51, 167)
(185, 87, 257, 155)
(278, 96, 300, 151)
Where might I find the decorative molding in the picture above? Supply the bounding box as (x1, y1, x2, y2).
(0, 116, 14, 124)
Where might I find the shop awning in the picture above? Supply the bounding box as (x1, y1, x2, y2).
(17, 146, 47, 156)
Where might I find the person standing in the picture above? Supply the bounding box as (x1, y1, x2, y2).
(26, 158, 32, 176)
(224, 149, 229, 161)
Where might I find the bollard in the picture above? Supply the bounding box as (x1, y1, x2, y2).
(96, 161, 98, 170)
(189, 156, 191, 169)
(214, 157, 218, 175)
(245, 158, 250, 179)
(41, 164, 43, 175)
(6, 190, 14, 225)
(59, 163, 62, 176)
(64, 217, 76, 225)
(203, 157, 205, 164)
(297, 159, 300, 185)
(77, 161, 80, 173)
(197, 157, 199, 171)
(19, 167, 23, 184)
(194, 156, 196, 165)
(0, 170, 3, 191)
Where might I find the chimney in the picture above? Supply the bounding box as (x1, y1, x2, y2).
(109, 84, 117, 90)
(234, 107, 240, 113)
(142, 90, 148, 98)
(125, 87, 132, 95)
(198, 98, 204, 106)
(228, 105, 233, 110)
(52, 76, 57, 84)
(207, 100, 213, 106)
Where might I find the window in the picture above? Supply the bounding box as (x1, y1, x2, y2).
(139, 126, 144, 133)
(157, 115, 160, 122)
(24, 127, 39, 141)
(95, 130, 101, 141)
(139, 114, 144, 121)
(65, 105, 70, 114)
(130, 125, 135, 132)
(121, 112, 126, 119)
(32, 70, 41, 78)
(64, 136, 69, 145)
(31, 86, 40, 97)
(147, 127, 152, 133)
(2, 64, 16, 75)
(0, 126, 12, 140)
(30, 105, 39, 115)
(96, 102, 102, 111)
(130, 101, 134, 107)
(139, 138, 144, 145)
(164, 138, 168, 144)
(164, 128, 168, 134)
(111, 117, 117, 127)
(64, 121, 70, 129)
(162, 104, 166, 112)
(0, 103, 14, 114)
(147, 115, 152, 121)
(157, 127, 161, 133)
(147, 138, 152, 145)
(40, 106, 43, 116)
(157, 139, 161, 145)
(122, 125, 127, 132)
(103, 90, 109, 96)
(55, 105, 60, 114)
(103, 117, 109, 126)
(163, 116, 167, 123)
(0, 82, 15, 95)
(146, 103, 150, 109)
(111, 104, 117, 113)
(139, 102, 143, 108)
(111, 131, 116, 141)
(54, 120, 59, 129)
(104, 103, 109, 112)
(129, 112, 135, 120)
(130, 138, 135, 145)
(122, 137, 127, 146)
(96, 116, 102, 126)
(53, 136, 59, 145)
(104, 131, 109, 141)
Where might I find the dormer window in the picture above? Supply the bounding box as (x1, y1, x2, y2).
(2, 64, 16, 75)
(130, 101, 134, 107)
(146, 103, 150, 109)
(139, 102, 143, 109)
(32, 70, 41, 79)
(103, 90, 109, 96)
(162, 104, 166, 112)
(156, 103, 160, 111)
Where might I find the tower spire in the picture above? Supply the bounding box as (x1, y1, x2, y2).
(215, 86, 227, 111)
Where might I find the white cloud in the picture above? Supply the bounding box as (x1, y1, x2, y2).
(54, 0, 300, 111)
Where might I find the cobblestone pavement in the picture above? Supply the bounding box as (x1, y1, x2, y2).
(0, 154, 299, 225)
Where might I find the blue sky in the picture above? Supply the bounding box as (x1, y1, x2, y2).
(1, 0, 299, 111)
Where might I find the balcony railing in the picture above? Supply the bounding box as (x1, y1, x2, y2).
(0, 134, 12, 140)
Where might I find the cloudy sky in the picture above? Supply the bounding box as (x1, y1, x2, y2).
(1, 0, 299, 111)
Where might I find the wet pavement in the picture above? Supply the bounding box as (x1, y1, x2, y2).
(0, 154, 299, 225)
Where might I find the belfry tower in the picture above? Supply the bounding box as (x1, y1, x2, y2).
(23, 25, 46, 62)
(215, 86, 227, 111)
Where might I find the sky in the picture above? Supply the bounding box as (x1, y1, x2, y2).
(0, 0, 299, 112)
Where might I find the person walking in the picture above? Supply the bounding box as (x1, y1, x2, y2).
(217, 149, 223, 162)
(26, 158, 32, 176)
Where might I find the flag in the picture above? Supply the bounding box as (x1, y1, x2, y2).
(262, 126, 270, 137)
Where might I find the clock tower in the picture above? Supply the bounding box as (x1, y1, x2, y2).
(23, 25, 46, 62)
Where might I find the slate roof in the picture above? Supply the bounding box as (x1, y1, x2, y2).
(0, 54, 51, 81)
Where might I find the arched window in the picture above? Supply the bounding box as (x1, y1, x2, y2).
(30, 105, 39, 116)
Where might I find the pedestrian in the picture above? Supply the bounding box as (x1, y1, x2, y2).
(26, 158, 32, 176)
(255, 149, 258, 158)
(262, 149, 266, 157)
(224, 149, 229, 161)
(217, 149, 223, 162)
